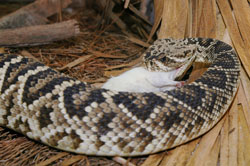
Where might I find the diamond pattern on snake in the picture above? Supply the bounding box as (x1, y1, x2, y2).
(0, 38, 240, 156)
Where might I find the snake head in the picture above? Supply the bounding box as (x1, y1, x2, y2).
(143, 39, 197, 74)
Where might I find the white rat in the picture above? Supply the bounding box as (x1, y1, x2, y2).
(102, 67, 184, 93)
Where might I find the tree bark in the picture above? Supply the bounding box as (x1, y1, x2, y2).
(0, 20, 80, 47)
(0, 0, 72, 29)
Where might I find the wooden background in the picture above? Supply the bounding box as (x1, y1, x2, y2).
(141, 0, 250, 166)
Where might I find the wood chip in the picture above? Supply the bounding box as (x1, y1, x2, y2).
(36, 152, 69, 166)
(217, 0, 250, 77)
(112, 157, 136, 166)
(196, 0, 217, 38)
(110, 12, 127, 31)
(158, 0, 188, 39)
(237, 80, 250, 129)
(61, 155, 87, 166)
(186, 114, 226, 166)
(104, 55, 143, 71)
(220, 113, 229, 166)
(141, 152, 166, 166)
(21, 50, 40, 62)
(159, 138, 200, 166)
(238, 104, 250, 166)
(0, 47, 5, 53)
(216, 3, 226, 40)
(58, 55, 92, 70)
(239, 67, 250, 108)
(0, 0, 72, 29)
(230, 0, 250, 52)
(228, 98, 238, 166)
(0, 20, 80, 47)
(204, 135, 220, 166)
(124, 0, 130, 8)
(147, 0, 164, 42)
(127, 36, 150, 48)
(128, 4, 152, 25)
(88, 50, 129, 59)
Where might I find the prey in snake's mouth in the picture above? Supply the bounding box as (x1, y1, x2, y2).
(102, 66, 186, 93)
(102, 45, 208, 93)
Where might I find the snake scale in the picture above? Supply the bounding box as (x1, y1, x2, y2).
(0, 38, 240, 156)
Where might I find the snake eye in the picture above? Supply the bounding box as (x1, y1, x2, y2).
(161, 56, 166, 62)
(144, 52, 151, 59)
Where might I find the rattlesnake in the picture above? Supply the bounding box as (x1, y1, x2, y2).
(0, 38, 240, 156)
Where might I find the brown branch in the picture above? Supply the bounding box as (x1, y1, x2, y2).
(0, 0, 72, 29)
(0, 20, 80, 47)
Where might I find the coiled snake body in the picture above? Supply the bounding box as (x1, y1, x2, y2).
(0, 38, 240, 156)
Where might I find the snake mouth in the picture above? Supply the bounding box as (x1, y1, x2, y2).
(174, 61, 212, 85)
(175, 65, 193, 81)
